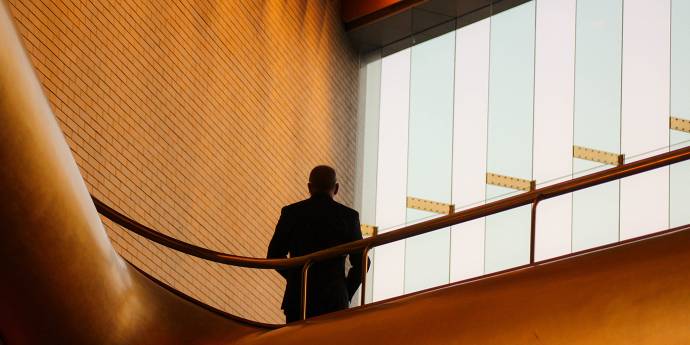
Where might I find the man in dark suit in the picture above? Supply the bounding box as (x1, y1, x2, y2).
(267, 165, 366, 323)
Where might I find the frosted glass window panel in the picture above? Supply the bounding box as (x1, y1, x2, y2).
(450, 217, 485, 281)
(670, 131, 690, 227)
(670, 0, 690, 228)
(485, 2, 535, 274)
(450, 18, 490, 282)
(533, 0, 576, 260)
(534, 195, 572, 260)
(671, 130, 690, 148)
(671, 0, 690, 120)
(404, 31, 456, 293)
(572, 160, 619, 251)
(620, 0, 671, 240)
(621, 0, 671, 159)
(406, 31, 455, 203)
(486, 1, 536, 179)
(485, 187, 531, 273)
(620, 168, 669, 239)
(355, 54, 382, 304)
(573, 0, 622, 153)
(372, 49, 410, 302)
(533, 0, 576, 182)
(404, 210, 451, 292)
(357, 57, 381, 225)
(572, 0, 622, 251)
(371, 242, 406, 302)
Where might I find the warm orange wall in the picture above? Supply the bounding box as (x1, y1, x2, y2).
(7, 0, 358, 323)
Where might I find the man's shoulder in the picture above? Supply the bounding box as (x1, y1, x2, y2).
(332, 201, 359, 218)
(281, 199, 311, 214)
(281, 199, 358, 218)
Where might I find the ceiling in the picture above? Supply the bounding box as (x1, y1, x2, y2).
(343, 0, 529, 55)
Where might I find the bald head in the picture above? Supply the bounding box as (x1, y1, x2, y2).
(308, 165, 338, 197)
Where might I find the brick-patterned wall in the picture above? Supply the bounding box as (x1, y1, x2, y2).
(7, 0, 359, 323)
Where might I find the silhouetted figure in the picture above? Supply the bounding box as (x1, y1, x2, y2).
(267, 165, 366, 323)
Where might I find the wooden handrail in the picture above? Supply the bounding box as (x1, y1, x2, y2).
(93, 144, 690, 319)
(94, 145, 690, 270)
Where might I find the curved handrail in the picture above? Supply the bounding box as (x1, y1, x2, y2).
(94, 145, 690, 270)
(94, 144, 690, 320)
(93, 199, 290, 268)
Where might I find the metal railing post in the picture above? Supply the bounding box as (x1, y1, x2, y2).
(300, 261, 312, 320)
(529, 196, 541, 264)
(359, 246, 370, 307)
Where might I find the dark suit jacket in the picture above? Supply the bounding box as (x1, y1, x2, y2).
(267, 194, 365, 318)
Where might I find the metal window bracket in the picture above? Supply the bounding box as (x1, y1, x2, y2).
(406, 196, 455, 215)
(486, 172, 535, 192)
(573, 145, 625, 166)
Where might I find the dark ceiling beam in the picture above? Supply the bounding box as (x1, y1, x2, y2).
(343, 0, 530, 54)
(343, 0, 429, 32)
